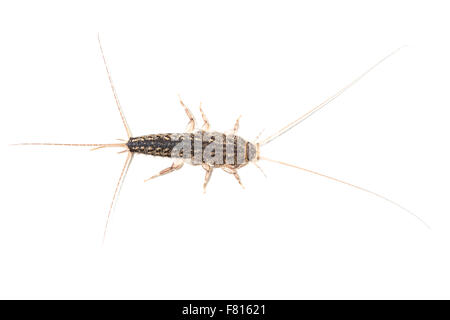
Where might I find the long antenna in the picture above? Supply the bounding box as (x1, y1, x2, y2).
(260, 47, 405, 146)
(97, 33, 133, 139)
(260, 156, 430, 229)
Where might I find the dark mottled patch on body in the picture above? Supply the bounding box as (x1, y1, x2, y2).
(127, 131, 256, 168)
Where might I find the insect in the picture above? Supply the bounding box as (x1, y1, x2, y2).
(14, 36, 429, 241)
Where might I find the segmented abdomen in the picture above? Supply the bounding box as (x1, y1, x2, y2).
(126, 131, 256, 168)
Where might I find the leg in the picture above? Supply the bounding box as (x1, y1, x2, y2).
(202, 164, 213, 193)
(232, 115, 242, 134)
(144, 160, 184, 182)
(199, 102, 210, 131)
(254, 128, 265, 142)
(253, 162, 267, 178)
(178, 95, 196, 132)
(222, 167, 245, 189)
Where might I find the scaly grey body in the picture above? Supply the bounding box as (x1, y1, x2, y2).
(127, 131, 257, 169)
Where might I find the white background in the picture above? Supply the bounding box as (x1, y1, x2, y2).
(1, 0, 450, 299)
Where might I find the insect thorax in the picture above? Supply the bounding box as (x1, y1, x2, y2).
(127, 131, 256, 168)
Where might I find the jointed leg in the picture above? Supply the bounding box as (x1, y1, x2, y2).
(144, 160, 184, 182)
(178, 95, 196, 132)
(254, 129, 265, 142)
(222, 167, 245, 189)
(202, 164, 213, 193)
(232, 115, 242, 134)
(253, 161, 267, 178)
(199, 102, 210, 131)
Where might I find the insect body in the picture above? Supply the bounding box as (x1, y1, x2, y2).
(122, 101, 259, 190)
(14, 37, 429, 241)
(127, 132, 257, 169)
